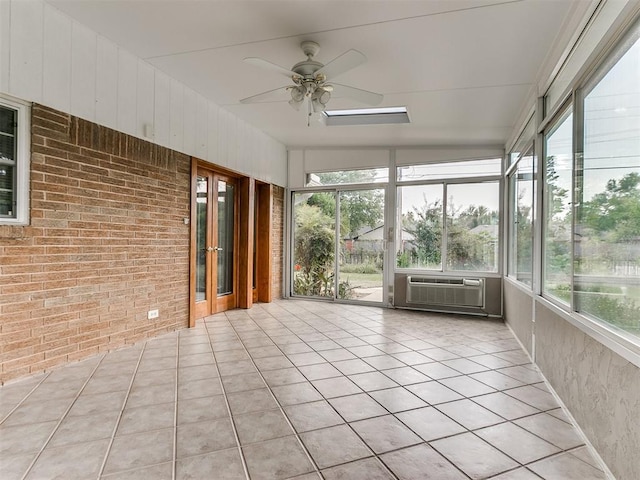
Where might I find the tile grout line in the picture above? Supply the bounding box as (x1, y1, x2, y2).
(96, 346, 146, 479)
(202, 316, 251, 480)
(241, 307, 560, 478)
(19, 356, 106, 480)
(0, 371, 51, 426)
(172, 333, 179, 480)
(219, 311, 327, 479)
(227, 311, 406, 479)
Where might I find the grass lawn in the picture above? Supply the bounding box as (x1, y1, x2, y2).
(339, 272, 383, 288)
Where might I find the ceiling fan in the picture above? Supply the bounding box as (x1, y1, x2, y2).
(240, 41, 383, 122)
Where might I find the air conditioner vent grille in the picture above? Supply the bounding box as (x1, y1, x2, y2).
(406, 276, 484, 308)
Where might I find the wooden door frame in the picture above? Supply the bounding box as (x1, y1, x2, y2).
(256, 182, 273, 303)
(214, 172, 239, 313)
(189, 159, 273, 326)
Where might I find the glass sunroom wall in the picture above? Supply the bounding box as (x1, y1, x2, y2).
(576, 33, 640, 338)
(543, 110, 574, 304)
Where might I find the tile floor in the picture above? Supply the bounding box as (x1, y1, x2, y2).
(0, 300, 610, 480)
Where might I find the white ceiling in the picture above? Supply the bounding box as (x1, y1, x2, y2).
(47, 0, 581, 149)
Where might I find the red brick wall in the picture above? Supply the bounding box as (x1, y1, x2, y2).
(271, 186, 285, 299)
(0, 105, 191, 384)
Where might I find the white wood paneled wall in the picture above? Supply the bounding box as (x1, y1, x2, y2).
(0, 0, 287, 186)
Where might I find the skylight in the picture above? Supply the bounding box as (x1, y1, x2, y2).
(323, 106, 410, 126)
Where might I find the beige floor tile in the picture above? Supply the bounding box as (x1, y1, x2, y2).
(350, 415, 422, 454)
(311, 376, 362, 398)
(26, 438, 109, 480)
(103, 428, 174, 475)
(396, 407, 466, 442)
(176, 448, 245, 480)
(322, 457, 395, 480)
(234, 409, 295, 444)
(176, 417, 237, 458)
(476, 422, 560, 463)
(300, 425, 372, 469)
(329, 393, 388, 422)
(369, 387, 427, 413)
(431, 432, 519, 479)
(515, 413, 584, 450)
(271, 382, 323, 406)
(435, 398, 504, 430)
(284, 400, 344, 432)
(529, 452, 606, 479)
(381, 444, 467, 480)
(243, 436, 314, 480)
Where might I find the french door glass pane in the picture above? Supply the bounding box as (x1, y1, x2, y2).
(544, 112, 573, 304)
(338, 188, 385, 302)
(195, 176, 208, 302)
(292, 191, 336, 298)
(446, 182, 499, 272)
(217, 180, 234, 296)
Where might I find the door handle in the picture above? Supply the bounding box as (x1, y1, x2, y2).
(205, 247, 223, 252)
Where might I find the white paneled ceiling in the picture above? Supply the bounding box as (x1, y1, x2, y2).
(47, 0, 584, 148)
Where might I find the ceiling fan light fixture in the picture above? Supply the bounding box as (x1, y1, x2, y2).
(313, 88, 331, 105)
(290, 85, 305, 103)
(288, 98, 303, 111)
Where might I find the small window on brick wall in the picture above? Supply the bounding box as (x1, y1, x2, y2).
(0, 96, 30, 225)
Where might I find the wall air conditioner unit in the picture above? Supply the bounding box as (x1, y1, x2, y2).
(406, 276, 484, 308)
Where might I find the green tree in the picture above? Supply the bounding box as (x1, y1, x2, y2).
(405, 198, 443, 267)
(310, 170, 384, 237)
(293, 204, 335, 296)
(580, 172, 640, 241)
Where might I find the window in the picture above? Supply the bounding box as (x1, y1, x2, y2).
(508, 116, 535, 168)
(397, 177, 500, 273)
(397, 158, 502, 182)
(447, 182, 499, 272)
(508, 147, 535, 286)
(0, 97, 29, 224)
(543, 109, 573, 303)
(305, 168, 388, 187)
(575, 31, 640, 338)
(397, 184, 443, 270)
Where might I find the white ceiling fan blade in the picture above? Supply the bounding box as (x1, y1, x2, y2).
(316, 49, 366, 79)
(240, 86, 289, 104)
(244, 57, 299, 79)
(330, 83, 383, 106)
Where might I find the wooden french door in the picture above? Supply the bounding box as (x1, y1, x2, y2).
(193, 167, 238, 320)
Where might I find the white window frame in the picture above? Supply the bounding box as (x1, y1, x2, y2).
(0, 95, 30, 225)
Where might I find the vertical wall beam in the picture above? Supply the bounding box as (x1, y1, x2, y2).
(238, 177, 255, 308)
(257, 183, 273, 302)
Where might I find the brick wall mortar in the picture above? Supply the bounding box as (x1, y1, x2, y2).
(271, 186, 285, 299)
(0, 105, 191, 384)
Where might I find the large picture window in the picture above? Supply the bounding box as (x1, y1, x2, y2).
(396, 159, 501, 274)
(575, 32, 640, 338)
